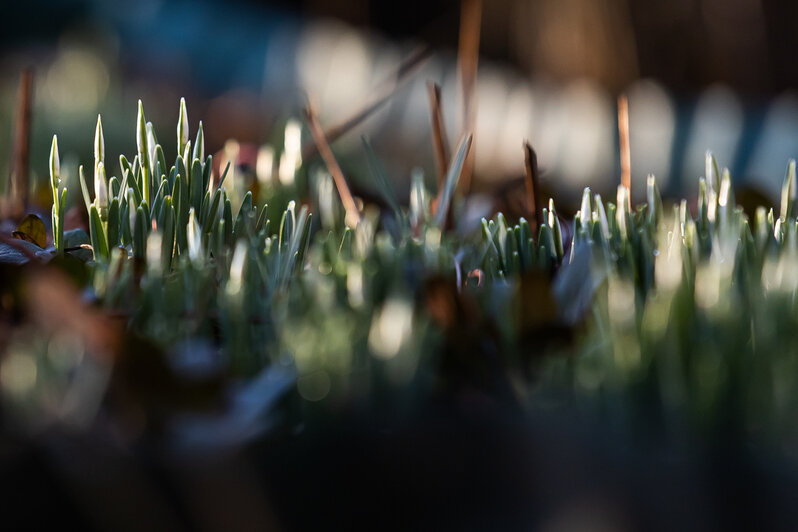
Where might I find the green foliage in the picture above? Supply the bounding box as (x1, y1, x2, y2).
(49, 135, 65, 253)
(33, 102, 798, 447)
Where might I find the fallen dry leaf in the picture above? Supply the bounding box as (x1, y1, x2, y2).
(12, 213, 46, 248)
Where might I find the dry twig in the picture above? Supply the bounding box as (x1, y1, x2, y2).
(457, 0, 482, 194)
(301, 45, 432, 161)
(427, 81, 451, 191)
(618, 94, 631, 204)
(304, 102, 361, 227)
(523, 141, 543, 232)
(10, 69, 33, 218)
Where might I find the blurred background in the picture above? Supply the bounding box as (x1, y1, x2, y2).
(3, 0, 798, 208)
(6, 3, 798, 528)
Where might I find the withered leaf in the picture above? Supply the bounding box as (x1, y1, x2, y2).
(12, 213, 47, 248)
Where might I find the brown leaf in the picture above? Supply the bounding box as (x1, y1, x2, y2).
(13, 213, 46, 248)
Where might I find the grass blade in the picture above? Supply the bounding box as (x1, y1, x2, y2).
(434, 133, 473, 228)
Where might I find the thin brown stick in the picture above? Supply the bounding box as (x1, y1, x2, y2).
(301, 45, 432, 161)
(457, 0, 482, 194)
(523, 141, 543, 232)
(64, 244, 94, 253)
(617, 94, 631, 204)
(10, 69, 33, 218)
(427, 81, 450, 191)
(304, 102, 361, 227)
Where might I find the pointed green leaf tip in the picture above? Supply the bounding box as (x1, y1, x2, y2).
(705, 150, 719, 193)
(780, 159, 796, 222)
(137, 100, 151, 205)
(49, 134, 63, 254)
(177, 97, 189, 155)
(647, 174, 662, 225)
(193, 121, 204, 162)
(434, 133, 472, 227)
(187, 208, 203, 262)
(94, 114, 104, 167)
(78, 165, 92, 214)
(719, 168, 734, 208)
(146, 121, 158, 152)
(49, 135, 60, 190)
(579, 187, 592, 227)
(94, 115, 106, 216)
(137, 100, 149, 168)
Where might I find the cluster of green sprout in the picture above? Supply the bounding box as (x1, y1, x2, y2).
(537, 156, 798, 448)
(34, 99, 798, 446)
